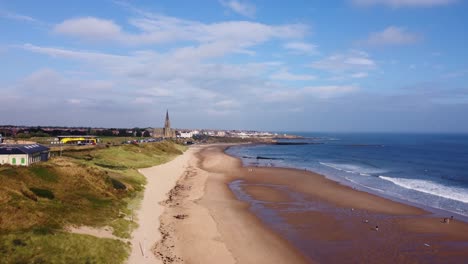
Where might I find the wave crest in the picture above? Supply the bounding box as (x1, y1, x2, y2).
(379, 176, 468, 204)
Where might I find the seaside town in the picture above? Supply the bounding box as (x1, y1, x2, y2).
(0, 110, 288, 167)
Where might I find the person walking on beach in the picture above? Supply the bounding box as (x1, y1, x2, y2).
(375, 225, 379, 231)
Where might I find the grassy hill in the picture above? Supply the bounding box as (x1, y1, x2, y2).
(0, 141, 186, 264)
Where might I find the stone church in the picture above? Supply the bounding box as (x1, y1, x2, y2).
(153, 110, 176, 138)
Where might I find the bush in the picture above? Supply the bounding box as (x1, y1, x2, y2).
(29, 188, 55, 200)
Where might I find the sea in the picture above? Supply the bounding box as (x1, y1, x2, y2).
(226, 132, 468, 219)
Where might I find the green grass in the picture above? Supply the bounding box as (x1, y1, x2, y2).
(0, 232, 129, 264)
(0, 140, 186, 263)
(30, 167, 58, 182)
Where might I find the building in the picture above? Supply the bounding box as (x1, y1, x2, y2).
(178, 131, 194, 138)
(163, 110, 171, 138)
(0, 144, 50, 166)
(216, 131, 226, 137)
(153, 110, 176, 138)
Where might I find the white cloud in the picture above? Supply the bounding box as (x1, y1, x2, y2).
(443, 69, 468, 78)
(14, 7, 370, 128)
(311, 50, 376, 73)
(54, 17, 122, 41)
(265, 85, 359, 102)
(22, 44, 130, 62)
(220, 0, 256, 18)
(0, 11, 37, 22)
(18, 68, 115, 94)
(363, 26, 420, 46)
(21, 44, 140, 76)
(270, 68, 316, 81)
(304, 85, 359, 99)
(132, 97, 153, 104)
(352, 0, 456, 8)
(215, 99, 241, 109)
(67, 99, 81, 105)
(350, 72, 369, 78)
(284, 42, 318, 55)
(53, 15, 308, 51)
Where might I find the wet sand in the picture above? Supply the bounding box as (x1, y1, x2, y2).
(150, 144, 468, 263)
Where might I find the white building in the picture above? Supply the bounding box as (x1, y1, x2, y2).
(0, 144, 50, 166)
(178, 132, 194, 138)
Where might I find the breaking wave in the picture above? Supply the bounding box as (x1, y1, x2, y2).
(379, 176, 468, 204)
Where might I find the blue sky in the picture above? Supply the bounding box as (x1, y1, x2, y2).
(1, 0, 467, 132)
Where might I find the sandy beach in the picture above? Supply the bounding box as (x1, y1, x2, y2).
(129, 144, 468, 263)
(127, 148, 194, 264)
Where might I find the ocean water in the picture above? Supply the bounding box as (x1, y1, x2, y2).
(226, 133, 468, 218)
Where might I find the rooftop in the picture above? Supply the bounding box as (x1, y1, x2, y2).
(0, 144, 49, 155)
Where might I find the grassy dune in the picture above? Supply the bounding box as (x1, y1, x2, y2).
(0, 141, 186, 264)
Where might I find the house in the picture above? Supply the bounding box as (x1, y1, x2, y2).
(178, 132, 194, 138)
(0, 144, 50, 166)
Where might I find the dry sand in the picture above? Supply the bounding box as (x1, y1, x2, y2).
(67, 225, 117, 240)
(127, 148, 194, 264)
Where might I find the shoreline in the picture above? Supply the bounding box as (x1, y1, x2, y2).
(131, 143, 468, 263)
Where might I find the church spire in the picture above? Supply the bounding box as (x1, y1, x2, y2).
(164, 109, 170, 129)
(163, 109, 172, 138)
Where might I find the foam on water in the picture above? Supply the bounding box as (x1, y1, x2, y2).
(319, 162, 385, 176)
(379, 176, 468, 204)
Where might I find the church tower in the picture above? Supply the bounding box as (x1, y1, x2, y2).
(163, 110, 172, 138)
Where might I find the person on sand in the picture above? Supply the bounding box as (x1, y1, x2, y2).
(375, 225, 379, 231)
(443, 218, 447, 223)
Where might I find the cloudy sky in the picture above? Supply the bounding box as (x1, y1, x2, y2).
(1, 0, 467, 132)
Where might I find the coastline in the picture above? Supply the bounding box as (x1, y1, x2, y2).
(132, 143, 468, 263)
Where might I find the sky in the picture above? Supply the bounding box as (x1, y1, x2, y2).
(1, 0, 467, 132)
